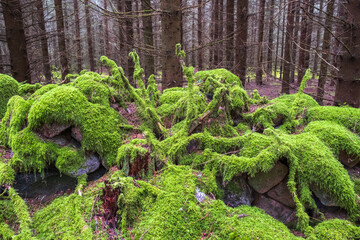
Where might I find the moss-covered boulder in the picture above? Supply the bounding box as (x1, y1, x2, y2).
(0, 74, 19, 119)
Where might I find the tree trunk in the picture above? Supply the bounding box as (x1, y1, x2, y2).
(282, 0, 295, 94)
(35, 0, 51, 83)
(125, 0, 134, 83)
(312, 0, 324, 78)
(1, 0, 31, 83)
(297, 0, 314, 85)
(225, 0, 235, 70)
(161, 0, 182, 89)
(334, 1, 360, 107)
(235, 0, 248, 86)
(255, 0, 265, 85)
(142, 0, 155, 81)
(74, 0, 82, 72)
(266, 0, 275, 76)
(85, 0, 95, 71)
(290, 2, 300, 83)
(274, 0, 283, 80)
(316, 0, 335, 105)
(197, 0, 203, 69)
(213, 0, 223, 67)
(54, 0, 69, 80)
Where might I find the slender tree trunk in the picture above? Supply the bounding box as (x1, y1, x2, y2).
(54, 0, 69, 80)
(125, 0, 134, 83)
(213, 0, 223, 67)
(85, 0, 95, 71)
(209, 0, 216, 68)
(334, 0, 360, 107)
(118, 2, 127, 71)
(256, 0, 265, 85)
(35, 0, 51, 82)
(1, 0, 31, 83)
(274, 0, 283, 79)
(142, 0, 155, 81)
(235, 0, 248, 86)
(282, 0, 295, 94)
(313, 0, 324, 77)
(316, 0, 335, 105)
(279, 0, 287, 81)
(297, 0, 314, 85)
(197, 0, 203, 69)
(161, 0, 182, 89)
(290, 2, 300, 83)
(266, 0, 275, 76)
(74, 0, 82, 72)
(225, 0, 235, 70)
(331, 1, 345, 86)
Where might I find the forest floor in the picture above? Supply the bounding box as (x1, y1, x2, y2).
(245, 77, 336, 106)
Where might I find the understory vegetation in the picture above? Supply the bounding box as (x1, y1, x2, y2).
(0, 49, 360, 239)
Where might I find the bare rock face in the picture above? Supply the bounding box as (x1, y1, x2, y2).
(222, 176, 253, 207)
(267, 179, 296, 208)
(310, 184, 339, 207)
(38, 123, 71, 138)
(248, 162, 288, 194)
(71, 126, 82, 142)
(253, 194, 296, 225)
(67, 153, 101, 178)
(339, 150, 360, 168)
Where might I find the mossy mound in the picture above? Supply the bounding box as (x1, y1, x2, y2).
(307, 219, 360, 239)
(0, 74, 19, 119)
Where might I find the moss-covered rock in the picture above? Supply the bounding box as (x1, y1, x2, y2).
(307, 219, 360, 240)
(0, 74, 19, 119)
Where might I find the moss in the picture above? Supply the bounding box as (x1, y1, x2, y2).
(0, 222, 15, 240)
(195, 68, 243, 93)
(110, 165, 299, 239)
(0, 74, 19, 119)
(27, 86, 88, 130)
(304, 121, 360, 157)
(33, 193, 94, 239)
(0, 96, 31, 146)
(146, 74, 161, 106)
(18, 83, 42, 98)
(71, 74, 112, 106)
(244, 94, 318, 132)
(307, 219, 360, 240)
(0, 161, 15, 185)
(306, 106, 360, 134)
(8, 188, 35, 239)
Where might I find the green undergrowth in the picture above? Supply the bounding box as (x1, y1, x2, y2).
(0, 74, 19, 119)
(306, 219, 360, 239)
(110, 165, 300, 239)
(1, 49, 360, 239)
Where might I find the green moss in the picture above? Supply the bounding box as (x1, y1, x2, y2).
(306, 106, 360, 134)
(0, 74, 19, 119)
(146, 74, 161, 106)
(110, 165, 299, 239)
(0, 96, 31, 146)
(304, 121, 360, 157)
(71, 74, 112, 106)
(33, 194, 94, 239)
(28, 86, 88, 130)
(0, 222, 15, 240)
(244, 94, 318, 131)
(18, 83, 42, 98)
(0, 161, 15, 185)
(307, 219, 360, 240)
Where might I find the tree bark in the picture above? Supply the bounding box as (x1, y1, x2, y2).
(225, 0, 235, 70)
(334, 1, 360, 107)
(1, 0, 31, 83)
(281, 0, 295, 94)
(35, 0, 51, 82)
(266, 0, 275, 76)
(74, 0, 82, 72)
(290, 1, 300, 83)
(125, 0, 134, 84)
(85, 0, 95, 71)
(197, 0, 203, 69)
(297, 0, 314, 85)
(142, 0, 155, 81)
(213, 0, 223, 67)
(235, 0, 248, 86)
(54, 0, 69, 80)
(161, 0, 182, 89)
(255, 0, 265, 85)
(316, 0, 335, 105)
